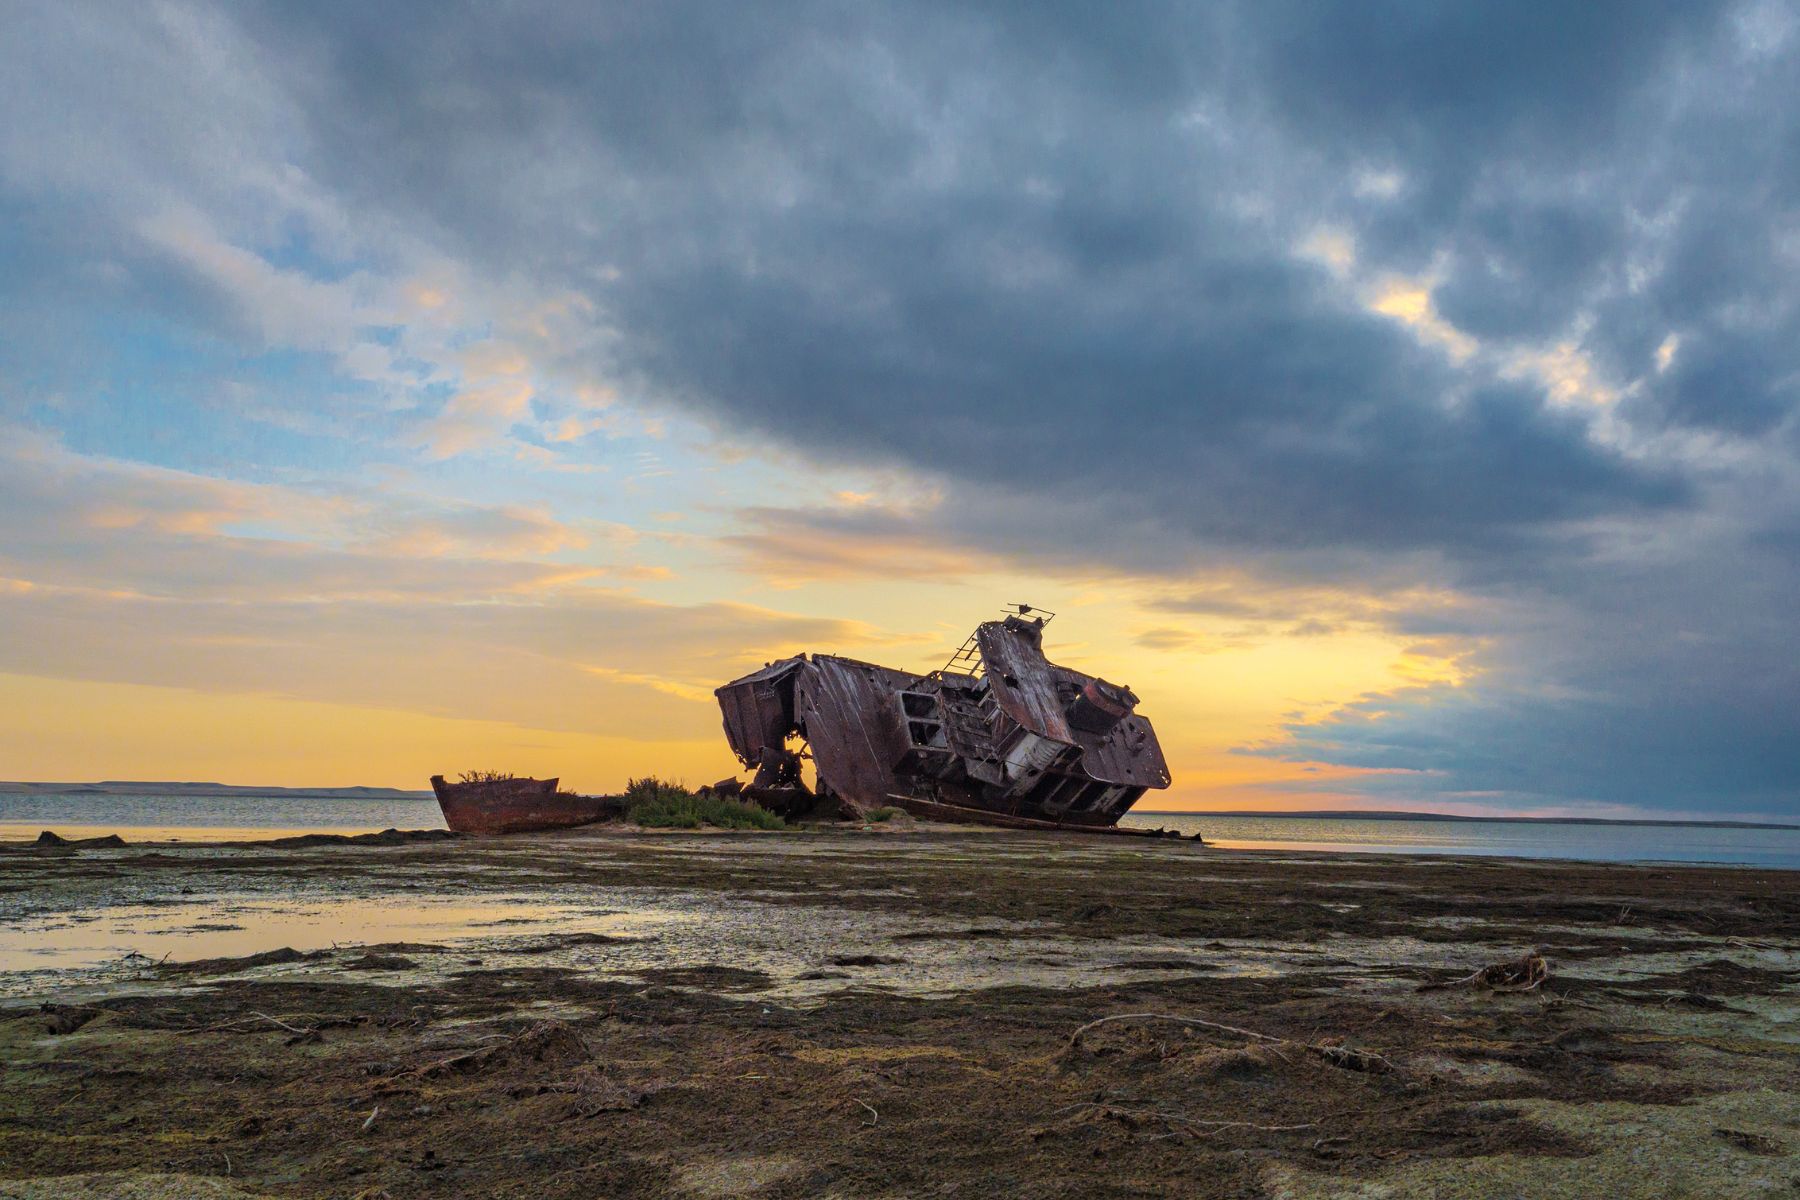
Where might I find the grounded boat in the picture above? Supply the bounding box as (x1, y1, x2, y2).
(714, 605, 1173, 833)
(428, 775, 616, 835)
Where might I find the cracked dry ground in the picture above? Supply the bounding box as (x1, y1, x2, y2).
(1, 830, 1797, 1198)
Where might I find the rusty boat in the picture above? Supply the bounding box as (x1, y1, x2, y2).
(429, 774, 617, 835)
(714, 605, 1172, 832)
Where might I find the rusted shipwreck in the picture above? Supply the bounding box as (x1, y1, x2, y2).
(430, 775, 621, 835)
(715, 606, 1171, 832)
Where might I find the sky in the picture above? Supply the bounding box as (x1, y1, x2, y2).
(2, 1, 1798, 820)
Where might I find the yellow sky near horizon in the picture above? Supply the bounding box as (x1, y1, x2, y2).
(0, 417, 1482, 811)
(0, 574, 1472, 809)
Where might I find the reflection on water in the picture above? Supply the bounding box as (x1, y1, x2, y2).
(1, 878, 1299, 1005)
(1121, 812, 1800, 868)
(0, 894, 672, 973)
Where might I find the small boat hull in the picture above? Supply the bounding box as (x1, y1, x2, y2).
(429, 775, 613, 835)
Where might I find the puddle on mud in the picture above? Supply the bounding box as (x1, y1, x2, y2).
(1, 881, 1381, 1005)
(0, 895, 681, 983)
(17, 883, 1718, 1013)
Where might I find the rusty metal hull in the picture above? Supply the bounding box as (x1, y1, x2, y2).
(876, 793, 1178, 837)
(429, 775, 613, 835)
(715, 613, 1172, 829)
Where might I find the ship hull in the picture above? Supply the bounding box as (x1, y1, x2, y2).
(429, 775, 613, 835)
(878, 793, 1177, 837)
(715, 613, 1173, 832)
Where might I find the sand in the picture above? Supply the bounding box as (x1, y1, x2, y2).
(1, 826, 1796, 1197)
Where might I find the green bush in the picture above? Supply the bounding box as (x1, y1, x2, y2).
(624, 776, 685, 804)
(867, 806, 903, 823)
(623, 776, 785, 831)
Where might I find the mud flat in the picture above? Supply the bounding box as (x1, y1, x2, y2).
(2, 828, 1797, 1198)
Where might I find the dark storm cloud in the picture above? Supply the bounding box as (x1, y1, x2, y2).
(1254, 683, 1800, 816)
(11, 0, 1800, 813)
(1245, 1, 1726, 177)
(237, 0, 1713, 558)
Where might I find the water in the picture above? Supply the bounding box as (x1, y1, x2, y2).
(4, 791, 1796, 867)
(0, 790, 446, 844)
(0, 894, 650, 978)
(1121, 811, 1800, 868)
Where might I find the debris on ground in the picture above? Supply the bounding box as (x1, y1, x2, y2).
(345, 953, 419, 972)
(1418, 952, 1551, 992)
(257, 828, 459, 848)
(411, 1019, 594, 1079)
(1067, 1011, 1397, 1075)
(162, 947, 324, 975)
(31, 830, 126, 849)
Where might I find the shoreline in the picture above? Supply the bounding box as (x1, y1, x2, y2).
(7, 818, 1800, 871)
(1133, 809, 1800, 831)
(10, 781, 1796, 831)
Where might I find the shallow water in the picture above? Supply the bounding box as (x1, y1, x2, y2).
(1121, 811, 1800, 868)
(0, 876, 1297, 1003)
(0, 790, 445, 843)
(0, 893, 664, 973)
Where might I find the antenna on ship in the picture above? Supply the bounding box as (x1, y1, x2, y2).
(1004, 602, 1054, 625)
(938, 603, 1056, 677)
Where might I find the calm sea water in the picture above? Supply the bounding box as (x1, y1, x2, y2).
(0, 791, 447, 844)
(3, 792, 1796, 867)
(1121, 811, 1800, 868)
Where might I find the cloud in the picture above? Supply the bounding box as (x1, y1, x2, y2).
(0, 432, 867, 737)
(1133, 627, 1202, 653)
(0, 430, 610, 598)
(719, 502, 987, 584)
(135, 207, 379, 352)
(216, 1, 1708, 559)
(8, 2, 1800, 814)
(361, 504, 586, 559)
(0, 582, 862, 739)
(1, 428, 350, 543)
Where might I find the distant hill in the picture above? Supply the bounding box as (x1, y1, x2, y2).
(1132, 808, 1800, 831)
(0, 781, 433, 800)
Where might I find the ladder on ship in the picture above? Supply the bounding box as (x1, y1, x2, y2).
(937, 603, 1055, 678)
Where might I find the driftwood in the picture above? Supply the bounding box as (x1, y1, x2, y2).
(1030, 1099, 1386, 1145)
(410, 1020, 592, 1079)
(178, 1010, 337, 1045)
(1418, 952, 1550, 993)
(180, 1010, 315, 1036)
(1040, 1101, 1323, 1139)
(1068, 1012, 1396, 1074)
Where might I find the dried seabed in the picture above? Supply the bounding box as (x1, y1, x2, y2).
(1, 827, 1796, 1198)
